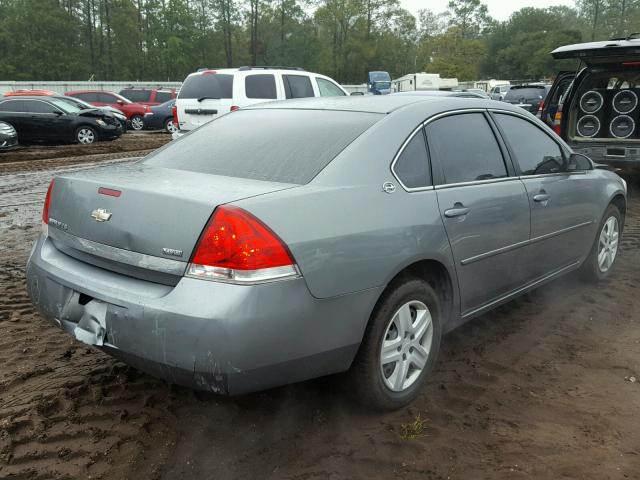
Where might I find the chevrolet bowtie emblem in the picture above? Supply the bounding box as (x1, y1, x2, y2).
(91, 208, 112, 222)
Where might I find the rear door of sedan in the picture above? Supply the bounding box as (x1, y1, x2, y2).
(426, 111, 531, 316)
(491, 111, 597, 278)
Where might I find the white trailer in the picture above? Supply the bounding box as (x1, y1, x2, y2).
(391, 73, 459, 92)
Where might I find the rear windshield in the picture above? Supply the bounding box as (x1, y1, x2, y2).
(178, 73, 233, 100)
(143, 109, 381, 184)
(505, 87, 546, 100)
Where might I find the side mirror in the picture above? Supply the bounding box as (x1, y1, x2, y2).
(53, 110, 63, 116)
(568, 152, 593, 172)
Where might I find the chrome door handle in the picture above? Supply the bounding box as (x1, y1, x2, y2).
(533, 193, 550, 202)
(444, 206, 470, 218)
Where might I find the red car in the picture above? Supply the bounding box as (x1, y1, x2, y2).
(118, 88, 176, 106)
(65, 90, 150, 130)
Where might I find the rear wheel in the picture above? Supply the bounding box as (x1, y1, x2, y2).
(164, 117, 178, 134)
(350, 277, 442, 410)
(130, 115, 144, 131)
(76, 126, 96, 145)
(581, 204, 622, 281)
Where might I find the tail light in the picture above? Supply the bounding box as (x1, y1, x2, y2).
(171, 104, 179, 126)
(42, 178, 55, 233)
(187, 205, 299, 283)
(230, 105, 240, 112)
(552, 109, 563, 136)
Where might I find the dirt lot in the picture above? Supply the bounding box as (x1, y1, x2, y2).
(0, 142, 639, 480)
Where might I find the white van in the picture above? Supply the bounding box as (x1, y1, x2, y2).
(173, 67, 348, 137)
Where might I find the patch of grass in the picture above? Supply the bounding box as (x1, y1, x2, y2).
(400, 414, 427, 440)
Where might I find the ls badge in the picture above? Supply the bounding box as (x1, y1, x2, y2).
(91, 208, 112, 222)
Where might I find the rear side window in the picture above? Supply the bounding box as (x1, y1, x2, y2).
(317, 78, 346, 97)
(144, 109, 381, 184)
(245, 74, 277, 99)
(494, 114, 565, 175)
(178, 73, 233, 99)
(427, 113, 507, 184)
(393, 129, 431, 189)
(155, 91, 173, 103)
(121, 90, 151, 102)
(283, 75, 314, 99)
(0, 100, 27, 112)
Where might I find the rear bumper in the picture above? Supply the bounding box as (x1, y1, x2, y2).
(571, 143, 640, 172)
(26, 234, 380, 394)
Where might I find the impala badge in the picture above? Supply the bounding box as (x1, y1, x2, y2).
(91, 208, 112, 222)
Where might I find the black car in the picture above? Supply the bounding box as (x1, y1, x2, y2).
(0, 96, 122, 145)
(143, 99, 177, 133)
(502, 84, 551, 114)
(0, 121, 18, 150)
(544, 36, 640, 171)
(57, 95, 128, 132)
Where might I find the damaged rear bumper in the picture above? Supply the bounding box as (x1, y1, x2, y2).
(26, 234, 380, 395)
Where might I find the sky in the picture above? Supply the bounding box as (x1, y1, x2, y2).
(400, 0, 575, 22)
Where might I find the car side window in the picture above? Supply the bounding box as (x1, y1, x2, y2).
(155, 91, 172, 103)
(121, 90, 150, 102)
(27, 101, 60, 114)
(393, 128, 431, 189)
(283, 75, 314, 99)
(494, 113, 567, 175)
(245, 74, 277, 99)
(427, 113, 507, 184)
(0, 100, 27, 112)
(77, 92, 98, 102)
(317, 78, 346, 97)
(97, 92, 116, 103)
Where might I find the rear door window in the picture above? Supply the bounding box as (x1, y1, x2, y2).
(245, 74, 277, 99)
(121, 90, 151, 102)
(155, 91, 173, 103)
(283, 75, 314, 99)
(0, 100, 27, 112)
(144, 109, 381, 184)
(393, 129, 431, 189)
(178, 73, 233, 99)
(494, 113, 565, 175)
(427, 113, 507, 184)
(317, 78, 346, 97)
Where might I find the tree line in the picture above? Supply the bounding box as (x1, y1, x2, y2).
(0, 0, 638, 84)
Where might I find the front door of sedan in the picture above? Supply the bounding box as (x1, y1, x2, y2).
(426, 112, 531, 316)
(492, 112, 597, 278)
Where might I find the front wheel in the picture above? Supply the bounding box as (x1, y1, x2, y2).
(349, 277, 442, 410)
(76, 126, 96, 145)
(164, 117, 178, 134)
(130, 115, 144, 131)
(581, 204, 622, 281)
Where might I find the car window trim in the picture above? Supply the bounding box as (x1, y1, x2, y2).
(423, 109, 513, 188)
(487, 109, 589, 177)
(390, 124, 433, 192)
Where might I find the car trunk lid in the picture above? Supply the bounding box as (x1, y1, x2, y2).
(551, 38, 640, 64)
(46, 163, 296, 284)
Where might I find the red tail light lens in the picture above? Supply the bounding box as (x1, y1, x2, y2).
(230, 105, 240, 112)
(42, 178, 55, 229)
(171, 105, 179, 126)
(187, 206, 298, 283)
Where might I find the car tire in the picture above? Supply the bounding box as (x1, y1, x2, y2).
(164, 117, 178, 134)
(130, 115, 144, 131)
(580, 204, 622, 282)
(349, 277, 442, 410)
(75, 126, 97, 145)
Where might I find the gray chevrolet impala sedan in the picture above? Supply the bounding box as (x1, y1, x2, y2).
(27, 96, 626, 409)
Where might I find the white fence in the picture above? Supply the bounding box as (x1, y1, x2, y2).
(0, 81, 182, 95)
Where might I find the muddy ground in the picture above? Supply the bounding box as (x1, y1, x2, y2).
(0, 142, 639, 480)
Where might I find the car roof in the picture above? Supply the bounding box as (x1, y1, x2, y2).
(393, 90, 485, 98)
(0, 96, 55, 101)
(245, 95, 521, 115)
(551, 38, 640, 62)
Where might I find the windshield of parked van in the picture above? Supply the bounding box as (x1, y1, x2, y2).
(178, 73, 233, 99)
(143, 109, 381, 184)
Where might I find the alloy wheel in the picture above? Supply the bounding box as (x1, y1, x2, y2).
(131, 116, 144, 130)
(166, 119, 178, 133)
(380, 300, 433, 392)
(598, 216, 619, 273)
(77, 128, 95, 144)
